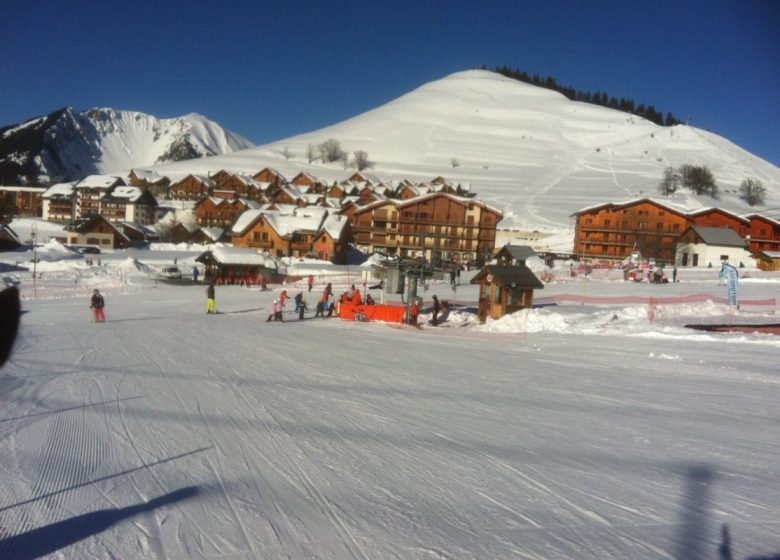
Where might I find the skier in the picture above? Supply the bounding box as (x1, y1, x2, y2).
(307, 274, 314, 292)
(431, 294, 440, 326)
(296, 293, 308, 320)
(274, 299, 284, 322)
(409, 300, 419, 327)
(192, 266, 199, 283)
(90, 289, 106, 322)
(280, 289, 288, 307)
(267, 299, 279, 322)
(206, 283, 216, 314)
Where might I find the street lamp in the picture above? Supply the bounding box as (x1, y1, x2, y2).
(31, 222, 38, 299)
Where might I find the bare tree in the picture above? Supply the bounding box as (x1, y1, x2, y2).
(680, 164, 718, 198)
(341, 152, 351, 170)
(281, 146, 293, 160)
(305, 144, 316, 164)
(451, 158, 460, 168)
(353, 150, 372, 171)
(738, 177, 767, 206)
(658, 166, 680, 196)
(318, 139, 345, 163)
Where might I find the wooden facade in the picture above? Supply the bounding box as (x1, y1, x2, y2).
(194, 197, 251, 228)
(574, 198, 780, 263)
(573, 199, 691, 263)
(65, 214, 129, 249)
(746, 214, 780, 253)
(688, 208, 749, 237)
(752, 251, 780, 271)
(471, 264, 544, 323)
(0, 186, 46, 218)
(350, 192, 502, 263)
(169, 175, 214, 200)
(231, 214, 289, 256)
(252, 168, 287, 186)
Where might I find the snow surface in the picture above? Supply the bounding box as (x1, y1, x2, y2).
(146, 70, 780, 252)
(1, 246, 779, 559)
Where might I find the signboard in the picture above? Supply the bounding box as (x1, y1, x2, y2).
(721, 262, 739, 308)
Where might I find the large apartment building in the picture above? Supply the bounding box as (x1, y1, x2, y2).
(349, 192, 502, 263)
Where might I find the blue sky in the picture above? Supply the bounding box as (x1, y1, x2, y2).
(2, 0, 778, 167)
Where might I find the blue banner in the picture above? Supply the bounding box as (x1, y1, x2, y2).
(722, 263, 739, 308)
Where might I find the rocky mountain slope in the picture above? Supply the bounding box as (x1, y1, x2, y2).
(0, 107, 253, 183)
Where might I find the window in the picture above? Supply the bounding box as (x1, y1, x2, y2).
(673, 223, 680, 232)
(720, 255, 729, 262)
(585, 218, 593, 225)
(604, 219, 610, 227)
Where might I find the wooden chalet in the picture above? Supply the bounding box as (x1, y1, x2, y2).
(752, 250, 780, 271)
(312, 215, 350, 263)
(252, 167, 287, 186)
(290, 172, 325, 193)
(572, 198, 690, 264)
(746, 214, 780, 253)
(164, 222, 200, 244)
(195, 247, 282, 285)
(350, 192, 502, 264)
(272, 185, 307, 206)
(65, 214, 130, 249)
(471, 264, 544, 323)
(127, 169, 171, 198)
(494, 244, 537, 265)
(169, 174, 214, 200)
(327, 183, 348, 199)
(687, 208, 749, 237)
(194, 197, 258, 228)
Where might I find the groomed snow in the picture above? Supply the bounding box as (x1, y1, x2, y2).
(1, 247, 779, 559)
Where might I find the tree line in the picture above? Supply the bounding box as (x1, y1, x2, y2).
(658, 164, 767, 206)
(490, 65, 682, 127)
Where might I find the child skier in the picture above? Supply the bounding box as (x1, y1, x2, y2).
(90, 289, 106, 322)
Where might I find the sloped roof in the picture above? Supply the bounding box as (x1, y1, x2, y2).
(42, 182, 75, 199)
(198, 247, 278, 267)
(76, 175, 124, 189)
(687, 226, 747, 247)
(318, 214, 348, 239)
(495, 244, 537, 262)
(688, 207, 750, 223)
(572, 197, 690, 217)
(470, 264, 544, 290)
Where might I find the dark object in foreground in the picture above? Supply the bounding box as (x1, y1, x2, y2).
(685, 323, 780, 335)
(0, 286, 21, 366)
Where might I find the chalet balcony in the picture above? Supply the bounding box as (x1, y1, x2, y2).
(249, 240, 273, 249)
(355, 233, 371, 244)
(290, 242, 310, 250)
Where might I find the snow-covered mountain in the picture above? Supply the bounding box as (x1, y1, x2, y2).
(0, 107, 254, 183)
(148, 70, 780, 241)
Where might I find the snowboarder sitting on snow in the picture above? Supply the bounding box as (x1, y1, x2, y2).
(90, 289, 106, 322)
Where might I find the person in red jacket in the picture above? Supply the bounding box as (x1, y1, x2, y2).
(279, 289, 288, 307)
(409, 301, 419, 326)
(351, 286, 361, 306)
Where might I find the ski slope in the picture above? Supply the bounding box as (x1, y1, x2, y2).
(1, 258, 779, 559)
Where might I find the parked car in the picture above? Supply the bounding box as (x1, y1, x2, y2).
(160, 266, 182, 279)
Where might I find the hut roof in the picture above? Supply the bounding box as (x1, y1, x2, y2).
(470, 264, 544, 290)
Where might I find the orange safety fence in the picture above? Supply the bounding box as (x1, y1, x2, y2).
(338, 301, 406, 323)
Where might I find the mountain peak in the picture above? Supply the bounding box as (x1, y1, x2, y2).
(0, 108, 254, 183)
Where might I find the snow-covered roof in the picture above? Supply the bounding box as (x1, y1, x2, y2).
(42, 182, 75, 199)
(572, 197, 690, 216)
(203, 247, 278, 267)
(200, 227, 224, 241)
(319, 214, 348, 239)
(108, 186, 145, 202)
(746, 213, 780, 227)
(76, 175, 124, 189)
(231, 209, 264, 234)
(688, 207, 750, 223)
(265, 211, 325, 236)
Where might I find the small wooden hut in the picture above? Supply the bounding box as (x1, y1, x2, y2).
(471, 264, 544, 323)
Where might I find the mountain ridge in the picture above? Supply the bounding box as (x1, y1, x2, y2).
(0, 107, 253, 184)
